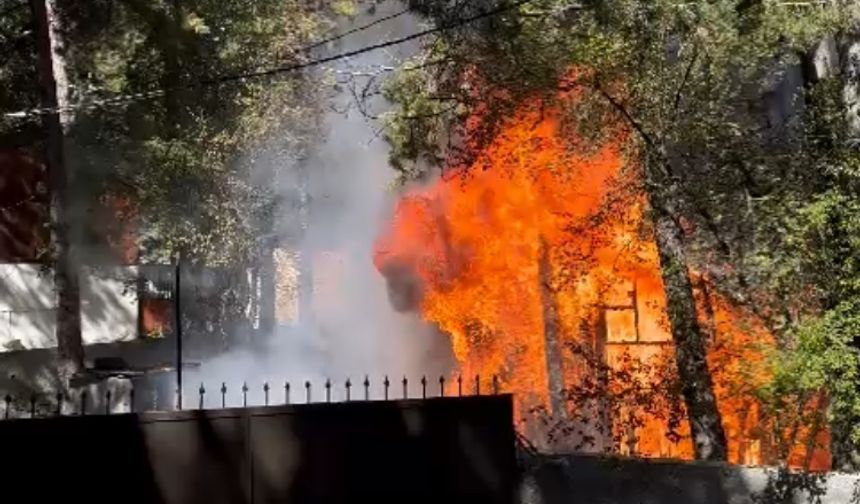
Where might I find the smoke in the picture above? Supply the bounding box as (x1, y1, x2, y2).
(186, 3, 455, 404)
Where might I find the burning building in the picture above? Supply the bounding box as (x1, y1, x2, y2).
(373, 95, 831, 469)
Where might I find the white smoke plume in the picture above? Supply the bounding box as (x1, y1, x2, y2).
(185, 3, 454, 407)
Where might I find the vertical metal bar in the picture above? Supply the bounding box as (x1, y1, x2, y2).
(363, 375, 370, 401)
(421, 376, 426, 399)
(4, 394, 11, 419)
(129, 386, 135, 414)
(242, 382, 248, 407)
(345, 379, 351, 402)
(325, 379, 331, 403)
(221, 382, 227, 408)
(305, 381, 311, 403)
(56, 391, 63, 416)
(263, 382, 270, 406)
(30, 393, 37, 418)
(458, 375, 463, 397)
(285, 381, 290, 405)
(439, 376, 445, 397)
(80, 390, 87, 416)
(383, 376, 390, 400)
(402, 376, 408, 399)
(199, 383, 205, 409)
(475, 375, 481, 396)
(175, 259, 183, 411)
(492, 375, 500, 395)
(105, 388, 112, 415)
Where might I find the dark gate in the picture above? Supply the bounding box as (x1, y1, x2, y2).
(0, 395, 515, 504)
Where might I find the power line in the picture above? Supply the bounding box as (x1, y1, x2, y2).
(303, 6, 412, 52)
(3, 0, 534, 120)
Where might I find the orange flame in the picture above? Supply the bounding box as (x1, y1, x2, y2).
(374, 96, 830, 469)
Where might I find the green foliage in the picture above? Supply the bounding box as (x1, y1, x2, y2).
(0, 0, 344, 265)
(768, 299, 860, 446)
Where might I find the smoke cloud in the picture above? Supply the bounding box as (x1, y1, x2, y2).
(186, 3, 455, 405)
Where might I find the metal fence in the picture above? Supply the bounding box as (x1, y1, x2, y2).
(0, 387, 516, 504)
(1, 373, 503, 420)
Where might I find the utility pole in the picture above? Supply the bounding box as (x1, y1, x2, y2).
(175, 256, 182, 410)
(30, 0, 85, 383)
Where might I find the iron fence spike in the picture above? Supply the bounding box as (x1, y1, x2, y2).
(439, 376, 445, 397)
(30, 393, 37, 418)
(285, 381, 291, 405)
(305, 381, 311, 403)
(345, 378, 351, 402)
(383, 375, 390, 400)
(325, 378, 331, 403)
(199, 383, 206, 409)
(458, 375, 463, 397)
(221, 382, 227, 408)
(242, 382, 249, 407)
(105, 389, 112, 415)
(363, 375, 370, 400)
(80, 390, 87, 416)
(263, 382, 270, 406)
(493, 375, 500, 395)
(56, 391, 63, 416)
(475, 375, 481, 396)
(421, 376, 427, 399)
(4, 394, 11, 420)
(402, 376, 408, 399)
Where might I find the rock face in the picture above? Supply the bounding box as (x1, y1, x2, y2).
(518, 453, 860, 504)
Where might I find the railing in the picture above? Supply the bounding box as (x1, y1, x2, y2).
(1, 373, 503, 420)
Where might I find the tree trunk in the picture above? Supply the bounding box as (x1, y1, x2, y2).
(648, 185, 728, 461)
(30, 0, 85, 382)
(538, 236, 566, 422)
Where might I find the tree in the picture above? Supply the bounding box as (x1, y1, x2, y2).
(30, 0, 84, 381)
(384, 0, 857, 462)
(1, 1, 352, 378)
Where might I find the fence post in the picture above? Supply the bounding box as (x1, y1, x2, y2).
(221, 382, 227, 409)
(263, 382, 270, 406)
(439, 376, 445, 397)
(421, 376, 427, 399)
(363, 375, 370, 401)
(242, 382, 248, 407)
(30, 393, 37, 418)
(56, 391, 63, 416)
(402, 376, 408, 399)
(305, 381, 311, 403)
(383, 376, 390, 400)
(4, 394, 11, 419)
(325, 379, 331, 403)
(475, 375, 481, 396)
(199, 383, 206, 410)
(458, 375, 463, 397)
(105, 388, 111, 415)
(285, 381, 290, 405)
(345, 378, 351, 402)
(80, 390, 87, 416)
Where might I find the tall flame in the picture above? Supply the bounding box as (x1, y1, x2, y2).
(373, 97, 830, 469)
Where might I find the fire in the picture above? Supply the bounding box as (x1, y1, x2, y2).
(373, 96, 830, 469)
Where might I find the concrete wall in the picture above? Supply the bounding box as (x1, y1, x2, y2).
(520, 454, 860, 504)
(0, 264, 138, 352)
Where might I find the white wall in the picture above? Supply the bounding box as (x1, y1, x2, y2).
(0, 264, 138, 352)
